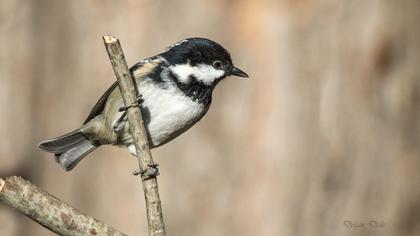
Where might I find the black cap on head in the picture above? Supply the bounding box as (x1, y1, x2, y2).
(162, 38, 248, 78)
(163, 38, 231, 65)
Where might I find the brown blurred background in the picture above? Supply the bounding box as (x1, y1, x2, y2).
(1, 0, 420, 235)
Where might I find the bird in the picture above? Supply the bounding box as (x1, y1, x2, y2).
(38, 37, 249, 171)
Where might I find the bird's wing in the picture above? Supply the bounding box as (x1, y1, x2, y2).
(83, 81, 118, 124)
(83, 58, 165, 124)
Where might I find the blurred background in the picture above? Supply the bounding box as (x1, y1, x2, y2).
(1, 0, 419, 235)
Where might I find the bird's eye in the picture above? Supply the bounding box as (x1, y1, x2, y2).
(212, 60, 223, 69)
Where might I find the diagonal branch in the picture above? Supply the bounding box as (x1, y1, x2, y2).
(0, 176, 127, 236)
(102, 35, 166, 236)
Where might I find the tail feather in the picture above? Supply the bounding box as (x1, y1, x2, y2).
(38, 130, 96, 171)
(39, 129, 86, 153)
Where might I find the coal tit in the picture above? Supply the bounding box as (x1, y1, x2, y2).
(38, 37, 249, 171)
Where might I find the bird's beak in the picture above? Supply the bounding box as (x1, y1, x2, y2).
(230, 66, 249, 78)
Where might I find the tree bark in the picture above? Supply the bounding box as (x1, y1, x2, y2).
(103, 35, 166, 236)
(0, 176, 127, 236)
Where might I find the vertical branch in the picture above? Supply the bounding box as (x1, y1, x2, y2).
(102, 35, 166, 236)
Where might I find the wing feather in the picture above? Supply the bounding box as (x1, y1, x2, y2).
(83, 58, 164, 124)
(83, 81, 118, 124)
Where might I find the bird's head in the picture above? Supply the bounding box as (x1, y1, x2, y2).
(160, 37, 248, 87)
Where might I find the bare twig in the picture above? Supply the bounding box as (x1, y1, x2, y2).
(0, 176, 127, 236)
(103, 35, 166, 236)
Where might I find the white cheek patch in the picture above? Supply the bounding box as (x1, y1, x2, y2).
(169, 63, 225, 85)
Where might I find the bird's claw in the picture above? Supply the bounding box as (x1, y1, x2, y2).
(132, 163, 160, 180)
(113, 95, 143, 131)
(132, 169, 141, 176)
(113, 110, 127, 131)
(118, 95, 144, 112)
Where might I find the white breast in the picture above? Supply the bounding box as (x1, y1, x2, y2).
(116, 78, 205, 148)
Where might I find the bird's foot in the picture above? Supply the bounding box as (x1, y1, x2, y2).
(132, 169, 141, 175)
(133, 163, 160, 180)
(113, 111, 127, 131)
(118, 95, 143, 112)
(113, 95, 144, 131)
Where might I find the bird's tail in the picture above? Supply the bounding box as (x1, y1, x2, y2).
(38, 129, 96, 171)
